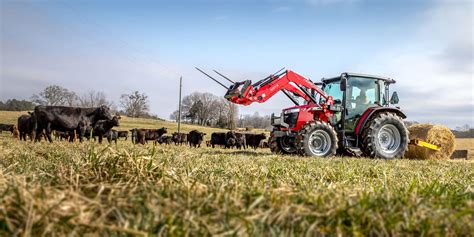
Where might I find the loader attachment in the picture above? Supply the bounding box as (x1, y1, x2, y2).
(224, 80, 253, 102)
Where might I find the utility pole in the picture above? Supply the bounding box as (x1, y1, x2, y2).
(178, 76, 182, 133)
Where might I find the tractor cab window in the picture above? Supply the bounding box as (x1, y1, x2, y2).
(322, 81, 343, 104)
(321, 80, 344, 122)
(344, 77, 379, 131)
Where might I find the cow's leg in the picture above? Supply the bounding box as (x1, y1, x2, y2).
(77, 127, 85, 142)
(45, 124, 53, 143)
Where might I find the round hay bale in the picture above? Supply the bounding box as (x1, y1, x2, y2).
(405, 124, 455, 160)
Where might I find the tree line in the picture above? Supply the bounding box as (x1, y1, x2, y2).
(0, 85, 152, 118)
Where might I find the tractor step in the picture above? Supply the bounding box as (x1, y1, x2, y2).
(346, 147, 363, 156)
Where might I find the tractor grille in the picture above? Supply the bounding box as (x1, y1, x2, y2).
(283, 112, 298, 127)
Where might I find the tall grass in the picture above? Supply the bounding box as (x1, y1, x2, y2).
(0, 111, 472, 235)
(0, 138, 472, 236)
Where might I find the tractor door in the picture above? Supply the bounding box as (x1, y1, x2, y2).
(344, 77, 384, 133)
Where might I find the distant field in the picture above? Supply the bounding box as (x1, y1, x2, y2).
(455, 138, 474, 159)
(0, 111, 473, 235)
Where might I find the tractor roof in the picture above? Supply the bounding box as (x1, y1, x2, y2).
(322, 72, 396, 84)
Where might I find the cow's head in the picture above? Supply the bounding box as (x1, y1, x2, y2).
(258, 133, 267, 139)
(196, 131, 206, 142)
(172, 132, 179, 140)
(226, 131, 236, 139)
(110, 115, 121, 126)
(227, 137, 236, 147)
(157, 127, 167, 136)
(97, 105, 114, 120)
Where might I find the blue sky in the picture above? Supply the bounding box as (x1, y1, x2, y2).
(1, 0, 472, 128)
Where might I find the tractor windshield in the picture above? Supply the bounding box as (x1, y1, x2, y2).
(322, 80, 343, 104)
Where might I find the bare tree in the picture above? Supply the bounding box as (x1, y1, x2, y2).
(171, 92, 239, 129)
(78, 90, 114, 108)
(31, 85, 78, 106)
(120, 91, 149, 117)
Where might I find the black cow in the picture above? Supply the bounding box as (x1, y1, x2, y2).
(226, 131, 246, 149)
(117, 131, 129, 140)
(0, 124, 14, 133)
(156, 135, 173, 145)
(136, 127, 167, 145)
(17, 114, 34, 141)
(245, 133, 267, 149)
(32, 105, 114, 142)
(92, 116, 120, 143)
(188, 130, 206, 148)
(171, 132, 187, 145)
(210, 132, 227, 148)
(107, 130, 118, 144)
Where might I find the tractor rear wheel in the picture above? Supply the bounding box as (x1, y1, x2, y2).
(361, 112, 409, 159)
(269, 133, 297, 154)
(296, 121, 338, 157)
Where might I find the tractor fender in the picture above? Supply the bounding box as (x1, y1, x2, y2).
(355, 107, 407, 136)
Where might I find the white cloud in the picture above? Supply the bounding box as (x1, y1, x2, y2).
(354, 0, 473, 127)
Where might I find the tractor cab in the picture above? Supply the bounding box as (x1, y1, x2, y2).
(321, 73, 397, 133)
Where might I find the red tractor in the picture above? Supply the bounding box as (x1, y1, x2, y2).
(196, 68, 409, 159)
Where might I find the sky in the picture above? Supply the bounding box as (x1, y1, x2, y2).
(0, 0, 472, 128)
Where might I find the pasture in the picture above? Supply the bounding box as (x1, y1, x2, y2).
(0, 111, 473, 236)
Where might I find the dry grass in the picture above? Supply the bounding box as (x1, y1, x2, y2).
(455, 138, 474, 160)
(0, 111, 473, 235)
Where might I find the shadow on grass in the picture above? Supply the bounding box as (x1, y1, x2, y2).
(202, 149, 273, 157)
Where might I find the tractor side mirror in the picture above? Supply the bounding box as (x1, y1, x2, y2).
(340, 76, 347, 91)
(390, 91, 399, 104)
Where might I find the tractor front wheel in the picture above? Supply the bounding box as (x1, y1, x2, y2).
(296, 121, 338, 157)
(361, 112, 409, 159)
(269, 133, 297, 154)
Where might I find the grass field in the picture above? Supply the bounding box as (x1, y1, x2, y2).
(0, 111, 473, 236)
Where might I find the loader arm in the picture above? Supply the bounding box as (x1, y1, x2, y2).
(225, 70, 333, 106)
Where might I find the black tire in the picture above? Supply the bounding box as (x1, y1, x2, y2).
(361, 112, 409, 159)
(295, 121, 338, 157)
(269, 132, 297, 155)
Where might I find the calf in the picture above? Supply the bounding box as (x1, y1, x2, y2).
(32, 105, 114, 142)
(156, 135, 173, 145)
(11, 125, 19, 138)
(117, 131, 129, 140)
(245, 133, 267, 149)
(17, 114, 35, 141)
(0, 124, 14, 133)
(171, 132, 187, 145)
(136, 127, 167, 145)
(188, 130, 206, 148)
(92, 116, 120, 143)
(206, 140, 211, 147)
(107, 130, 118, 144)
(54, 131, 74, 141)
(259, 141, 269, 148)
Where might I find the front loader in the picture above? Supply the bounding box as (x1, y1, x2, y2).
(196, 68, 410, 159)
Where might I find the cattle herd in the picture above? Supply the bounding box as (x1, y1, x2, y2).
(0, 105, 269, 149)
